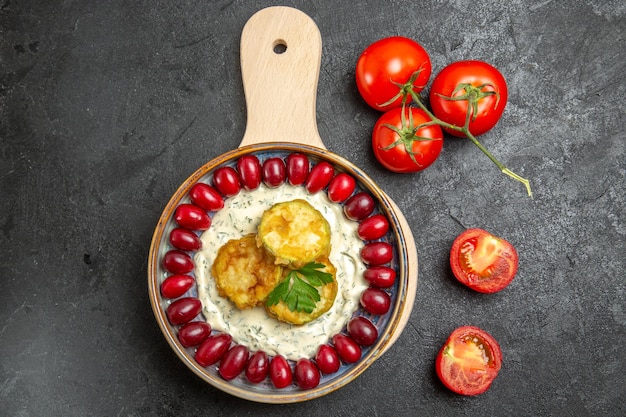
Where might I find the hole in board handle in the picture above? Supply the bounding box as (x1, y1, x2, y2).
(273, 40, 287, 54)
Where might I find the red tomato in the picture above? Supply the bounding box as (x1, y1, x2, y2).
(315, 344, 340, 375)
(195, 333, 232, 367)
(429, 60, 508, 137)
(245, 351, 269, 384)
(357, 214, 389, 240)
(360, 287, 391, 315)
(189, 183, 224, 211)
(219, 345, 249, 381)
(269, 355, 293, 388)
(237, 155, 262, 190)
(213, 166, 241, 197)
(344, 192, 375, 221)
(305, 161, 334, 193)
(262, 157, 286, 188)
(162, 250, 194, 274)
(436, 325, 503, 396)
(178, 321, 211, 347)
(327, 172, 356, 203)
(332, 334, 361, 364)
(169, 227, 202, 251)
(166, 297, 202, 325)
(295, 359, 321, 390)
(160, 274, 195, 299)
(174, 204, 211, 230)
(347, 316, 378, 347)
(356, 36, 432, 111)
(372, 107, 443, 173)
(360, 242, 393, 265)
(363, 266, 396, 288)
(286, 153, 309, 185)
(450, 228, 519, 293)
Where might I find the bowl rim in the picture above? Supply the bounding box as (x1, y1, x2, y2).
(148, 142, 409, 403)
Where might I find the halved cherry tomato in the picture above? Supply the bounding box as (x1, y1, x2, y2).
(360, 242, 393, 265)
(357, 214, 389, 240)
(305, 161, 334, 193)
(189, 183, 224, 211)
(315, 344, 340, 375)
(169, 227, 202, 251)
(372, 107, 443, 173)
(286, 153, 309, 185)
(269, 355, 293, 388)
(356, 36, 432, 111)
(360, 287, 391, 315)
(295, 359, 321, 389)
(160, 274, 195, 299)
(195, 333, 232, 367)
(245, 351, 269, 384)
(429, 60, 508, 137)
(237, 155, 262, 190)
(166, 297, 202, 325)
(331, 334, 361, 364)
(178, 321, 211, 347)
(327, 172, 356, 203)
(436, 325, 502, 396)
(174, 204, 211, 230)
(344, 192, 375, 221)
(162, 250, 194, 274)
(213, 166, 241, 197)
(262, 157, 286, 188)
(219, 345, 249, 381)
(450, 228, 518, 293)
(363, 266, 396, 288)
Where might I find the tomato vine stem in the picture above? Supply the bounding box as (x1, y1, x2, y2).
(401, 77, 532, 197)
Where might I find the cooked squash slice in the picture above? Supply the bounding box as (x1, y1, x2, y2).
(265, 257, 338, 325)
(211, 234, 283, 309)
(257, 199, 331, 268)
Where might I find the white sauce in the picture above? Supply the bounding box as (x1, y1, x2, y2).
(194, 184, 367, 360)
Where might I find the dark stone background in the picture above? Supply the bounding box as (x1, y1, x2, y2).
(1, 0, 624, 416)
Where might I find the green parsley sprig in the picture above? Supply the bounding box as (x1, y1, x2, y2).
(266, 262, 333, 314)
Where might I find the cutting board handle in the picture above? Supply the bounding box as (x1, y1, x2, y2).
(239, 6, 326, 149)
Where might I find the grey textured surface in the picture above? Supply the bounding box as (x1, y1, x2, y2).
(1, 0, 625, 416)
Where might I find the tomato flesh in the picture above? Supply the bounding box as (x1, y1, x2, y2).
(450, 228, 518, 293)
(436, 326, 502, 396)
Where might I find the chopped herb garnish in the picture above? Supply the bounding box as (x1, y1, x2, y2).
(266, 262, 333, 314)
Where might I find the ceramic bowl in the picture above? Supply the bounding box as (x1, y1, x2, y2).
(148, 143, 409, 403)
